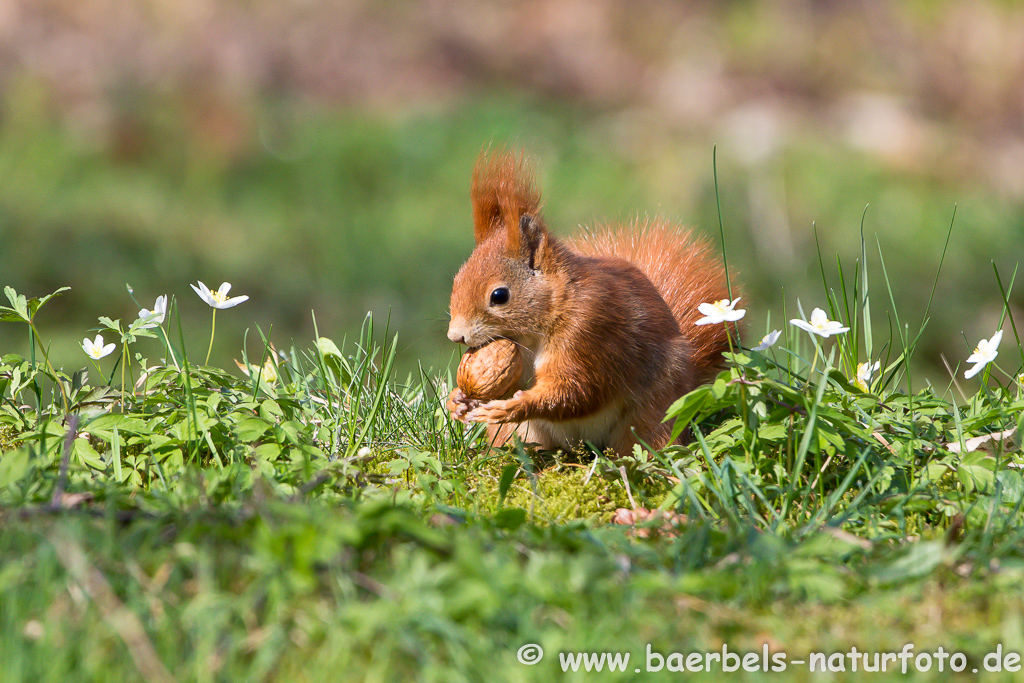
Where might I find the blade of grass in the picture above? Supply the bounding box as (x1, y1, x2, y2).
(252, 324, 275, 400)
(919, 204, 957, 341)
(836, 252, 853, 372)
(712, 145, 734, 301)
(859, 209, 873, 361)
(347, 333, 398, 457)
(691, 423, 741, 527)
(310, 311, 337, 418)
(112, 426, 122, 483)
(173, 303, 201, 465)
(779, 351, 831, 525)
(992, 262, 1023, 369)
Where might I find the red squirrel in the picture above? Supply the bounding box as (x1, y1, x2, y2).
(446, 151, 736, 454)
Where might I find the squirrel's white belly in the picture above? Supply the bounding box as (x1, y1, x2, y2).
(518, 343, 628, 450)
(519, 402, 626, 452)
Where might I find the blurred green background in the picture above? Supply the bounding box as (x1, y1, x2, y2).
(1, 0, 1022, 380)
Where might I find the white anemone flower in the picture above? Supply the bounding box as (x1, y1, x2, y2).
(137, 294, 167, 329)
(790, 308, 850, 338)
(752, 329, 781, 351)
(964, 330, 1003, 379)
(191, 281, 249, 309)
(695, 298, 746, 326)
(854, 360, 880, 391)
(82, 334, 116, 360)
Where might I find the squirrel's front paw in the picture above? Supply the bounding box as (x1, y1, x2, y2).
(446, 388, 480, 423)
(466, 392, 525, 424)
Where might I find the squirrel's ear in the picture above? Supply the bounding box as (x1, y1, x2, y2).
(513, 213, 549, 271)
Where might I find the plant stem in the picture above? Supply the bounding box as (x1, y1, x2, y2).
(205, 309, 217, 366)
(159, 326, 180, 369)
(29, 321, 69, 414)
(809, 341, 821, 380)
(90, 359, 103, 380)
(121, 345, 128, 408)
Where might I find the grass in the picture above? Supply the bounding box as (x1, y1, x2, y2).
(2, 224, 1024, 682)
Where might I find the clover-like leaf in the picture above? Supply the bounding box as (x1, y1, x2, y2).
(1, 286, 71, 323)
(30, 287, 71, 316)
(98, 316, 122, 333)
(1, 286, 30, 322)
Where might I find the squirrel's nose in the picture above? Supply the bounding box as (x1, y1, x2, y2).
(447, 321, 468, 345)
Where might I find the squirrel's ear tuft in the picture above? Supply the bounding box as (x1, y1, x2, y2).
(471, 149, 542, 245)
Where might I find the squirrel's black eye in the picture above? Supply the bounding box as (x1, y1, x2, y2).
(489, 287, 510, 306)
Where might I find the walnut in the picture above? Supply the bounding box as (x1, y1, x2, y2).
(456, 338, 523, 400)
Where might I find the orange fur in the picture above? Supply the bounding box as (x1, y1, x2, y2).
(471, 150, 541, 247)
(447, 151, 737, 454)
(570, 220, 735, 386)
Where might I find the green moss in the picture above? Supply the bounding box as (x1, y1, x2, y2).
(0, 424, 16, 453)
(500, 458, 673, 522)
(364, 446, 675, 523)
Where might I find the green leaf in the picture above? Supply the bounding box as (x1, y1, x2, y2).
(722, 351, 752, 366)
(387, 458, 410, 475)
(234, 417, 272, 442)
(29, 287, 71, 317)
(204, 393, 223, 415)
(997, 470, 1024, 503)
(711, 377, 730, 399)
(169, 413, 215, 441)
(0, 447, 30, 487)
(756, 424, 789, 442)
(111, 426, 123, 483)
(98, 316, 122, 333)
(253, 443, 283, 461)
(316, 337, 343, 358)
(664, 384, 712, 441)
(869, 541, 947, 585)
(497, 463, 518, 508)
(924, 462, 951, 482)
(785, 557, 849, 601)
(260, 399, 284, 422)
(73, 438, 105, 470)
(0, 310, 27, 323)
(817, 420, 844, 453)
(2, 286, 29, 321)
(493, 507, 527, 531)
(86, 414, 148, 435)
(795, 530, 870, 562)
(316, 336, 352, 384)
(958, 464, 995, 493)
(876, 465, 895, 493)
(0, 286, 69, 323)
(275, 420, 303, 444)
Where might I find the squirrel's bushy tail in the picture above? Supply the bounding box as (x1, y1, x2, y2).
(570, 219, 736, 385)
